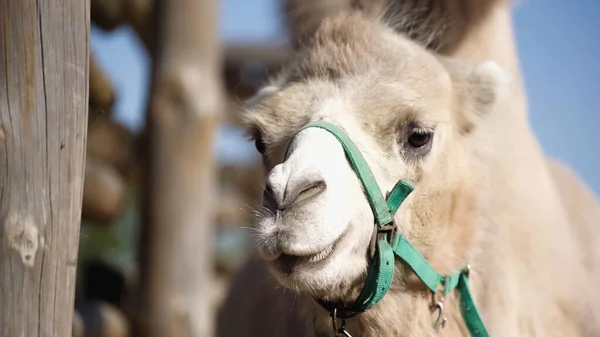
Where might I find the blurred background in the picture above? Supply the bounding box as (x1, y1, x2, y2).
(77, 0, 599, 336)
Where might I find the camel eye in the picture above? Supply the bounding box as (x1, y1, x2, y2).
(254, 130, 267, 155)
(407, 130, 432, 148)
(400, 126, 434, 160)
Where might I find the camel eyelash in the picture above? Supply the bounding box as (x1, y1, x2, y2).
(409, 127, 432, 135)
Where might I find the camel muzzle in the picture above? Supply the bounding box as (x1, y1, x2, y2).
(286, 121, 489, 337)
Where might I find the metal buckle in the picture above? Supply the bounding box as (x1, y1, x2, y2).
(368, 219, 397, 259)
(379, 222, 397, 245)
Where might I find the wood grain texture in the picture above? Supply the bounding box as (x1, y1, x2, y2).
(0, 0, 90, 335)
(136, 0, 224, 336)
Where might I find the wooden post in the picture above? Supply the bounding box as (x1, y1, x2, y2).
(0, 0, 90, 335)
(137, 0, 224, 336)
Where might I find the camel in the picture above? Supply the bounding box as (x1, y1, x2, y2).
(217, 1, 600, 336)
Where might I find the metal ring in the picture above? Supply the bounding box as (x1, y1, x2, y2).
(331, 308, 338, 336)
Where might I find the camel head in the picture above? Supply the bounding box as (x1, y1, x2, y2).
(241, 11, 509, 305)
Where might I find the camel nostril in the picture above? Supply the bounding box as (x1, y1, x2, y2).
(298, 180, 326, 199)
(284, 179, 327, 208)
(264, 168, 327, 210)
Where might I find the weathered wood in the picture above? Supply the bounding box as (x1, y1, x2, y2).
(0, 0, 90, 335)
(137, 0, 224, 336)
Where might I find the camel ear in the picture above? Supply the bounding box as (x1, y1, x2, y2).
(244, 85, 281, 108)
(450, 60, 511, 134)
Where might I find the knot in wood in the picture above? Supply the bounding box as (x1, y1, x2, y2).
(4, 212, 40, 267)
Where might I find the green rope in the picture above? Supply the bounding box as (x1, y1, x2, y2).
(291, 121, 489, 337)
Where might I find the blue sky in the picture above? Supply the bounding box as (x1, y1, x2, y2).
(90, 0, 600, 194)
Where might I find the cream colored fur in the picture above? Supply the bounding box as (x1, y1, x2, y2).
(217, 1, 600, 337)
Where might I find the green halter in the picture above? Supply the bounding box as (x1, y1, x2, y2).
(287, 121, 489, 337)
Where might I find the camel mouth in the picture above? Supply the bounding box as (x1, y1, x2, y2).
(270, 235, 342, 275)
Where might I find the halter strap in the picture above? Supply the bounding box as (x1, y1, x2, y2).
(289, 121, 489, 337)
